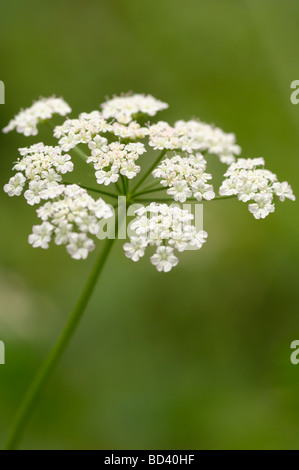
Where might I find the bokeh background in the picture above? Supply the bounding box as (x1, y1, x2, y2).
(0, 0, 299, 450)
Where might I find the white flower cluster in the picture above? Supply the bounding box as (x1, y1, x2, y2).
(124, 203, 208, 272)
(29, 184, 113, 259)
(101, 93, 168, 124)
(87, 141, 146, 185)
(4, 143, 74, 205)
(3, 97, 71, 136)
(54, 111, 112, 151)
(111, 121, 149, 140)
(152, 153, 215, 202)
(3, 92, 296, 268)
(149, 120, 241, 164)
(219, 158, 295, 219)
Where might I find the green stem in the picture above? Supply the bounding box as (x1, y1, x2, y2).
(131, 149, 167, 194)
(134, 198, 174, 204)
(212, 195, 237, 201)
(135, 180, 162, 193)
(120, 175, 127, 195)
(133, 195, 237, 204)
(72, 146, 88, 161)
(114, 181, 121, 194)
(5, 233, 118, 450)
(63, 181, 118, 199)
(133, 186, 165, 197)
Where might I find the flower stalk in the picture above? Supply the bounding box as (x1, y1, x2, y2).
(5, 220, 118, 450)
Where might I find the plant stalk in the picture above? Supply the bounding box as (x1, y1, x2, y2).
(5, 223, 118, 450)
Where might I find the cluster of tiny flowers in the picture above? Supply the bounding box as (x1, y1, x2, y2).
(54, 111, 112, 151)
(152, 153, 215, 203)
(87, 141, 147, 185)
(124, 203, 208, 272)
(3, 94, 296, 268)
(30, 184, 113, 259)
(101, 93, 168, 124)
(219, 158, 296, 219)
(3, 97, 71, 136)
(149, 120, 241, 164)
(4, 143, 74, 205)
(110, 121, 149, 140)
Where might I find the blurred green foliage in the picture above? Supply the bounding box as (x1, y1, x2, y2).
(0, 0, 299, 450)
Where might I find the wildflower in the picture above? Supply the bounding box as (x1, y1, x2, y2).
(26, 184, 113, 258)
(3, 92, 295, 267)
(24, 180, 47, 206)
(149, 120, 241, 163)
(125, 203, 208, 272)
(87, 141, 146, 184)
(4, 173, 26, 197)
(273, 182, 296, 202)
(150, 246, 179, 273)
(123, 237, 148, 262)
(111, 121, 149, 140)
(152, 153, 215, 202)
(220, 158, 295, 218)
(28, 222, 54, 249)
(66, 233, 95, 260)
(101, 93, 168, 124)
(3, 97, 71, 136)
(4, 143, 74, 205)
(54, 111, 112, 151)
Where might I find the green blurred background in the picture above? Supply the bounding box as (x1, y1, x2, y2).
(0, 0, 299, 450)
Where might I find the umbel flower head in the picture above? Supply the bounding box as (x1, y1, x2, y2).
(3, 97, 71, 136)
(3, 93, 295, 271)
(124, 203, 208, 272)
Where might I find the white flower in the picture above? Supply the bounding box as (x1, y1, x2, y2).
(111, 121, 149, 140)
(4, 173, 26, 196)
(3, 97, 71, 136)
(126, 142, 147, 155)
(192, 230, 208, 249)
(3, 92, 296, 268)
(167, 181, 192, 203)
(95, 168, 119, 186)
(101, 93, 168, 124)
(220, 158, 295, 219)
(37, 202, 55, 221)
(54, 111, 112, 151)
(193, 183, 215, 201)
(150, 246, 178, 272)
(54, 222, 73, 245)
(24, 180, 46, 205)
(53, 153, 74, 174)
(40, 182, 65, 200)
(123, 237, 147, 262)
(41, 169, 62, 183)
(125, 203, 207, 271)
(88, 142, 146, 185)
(120, 160, 140, 179)
(149, 120, 241, 162)
(236, 181, 257, 202)
(219, 179, 238, 196)
(248, 194, 275, 219)
(273, 182, 296, 202)
(88, 135, 108, 154)
(28, 222, 54, 249)
(153, 153, 214, 202)
(66, 233, 95, 260)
